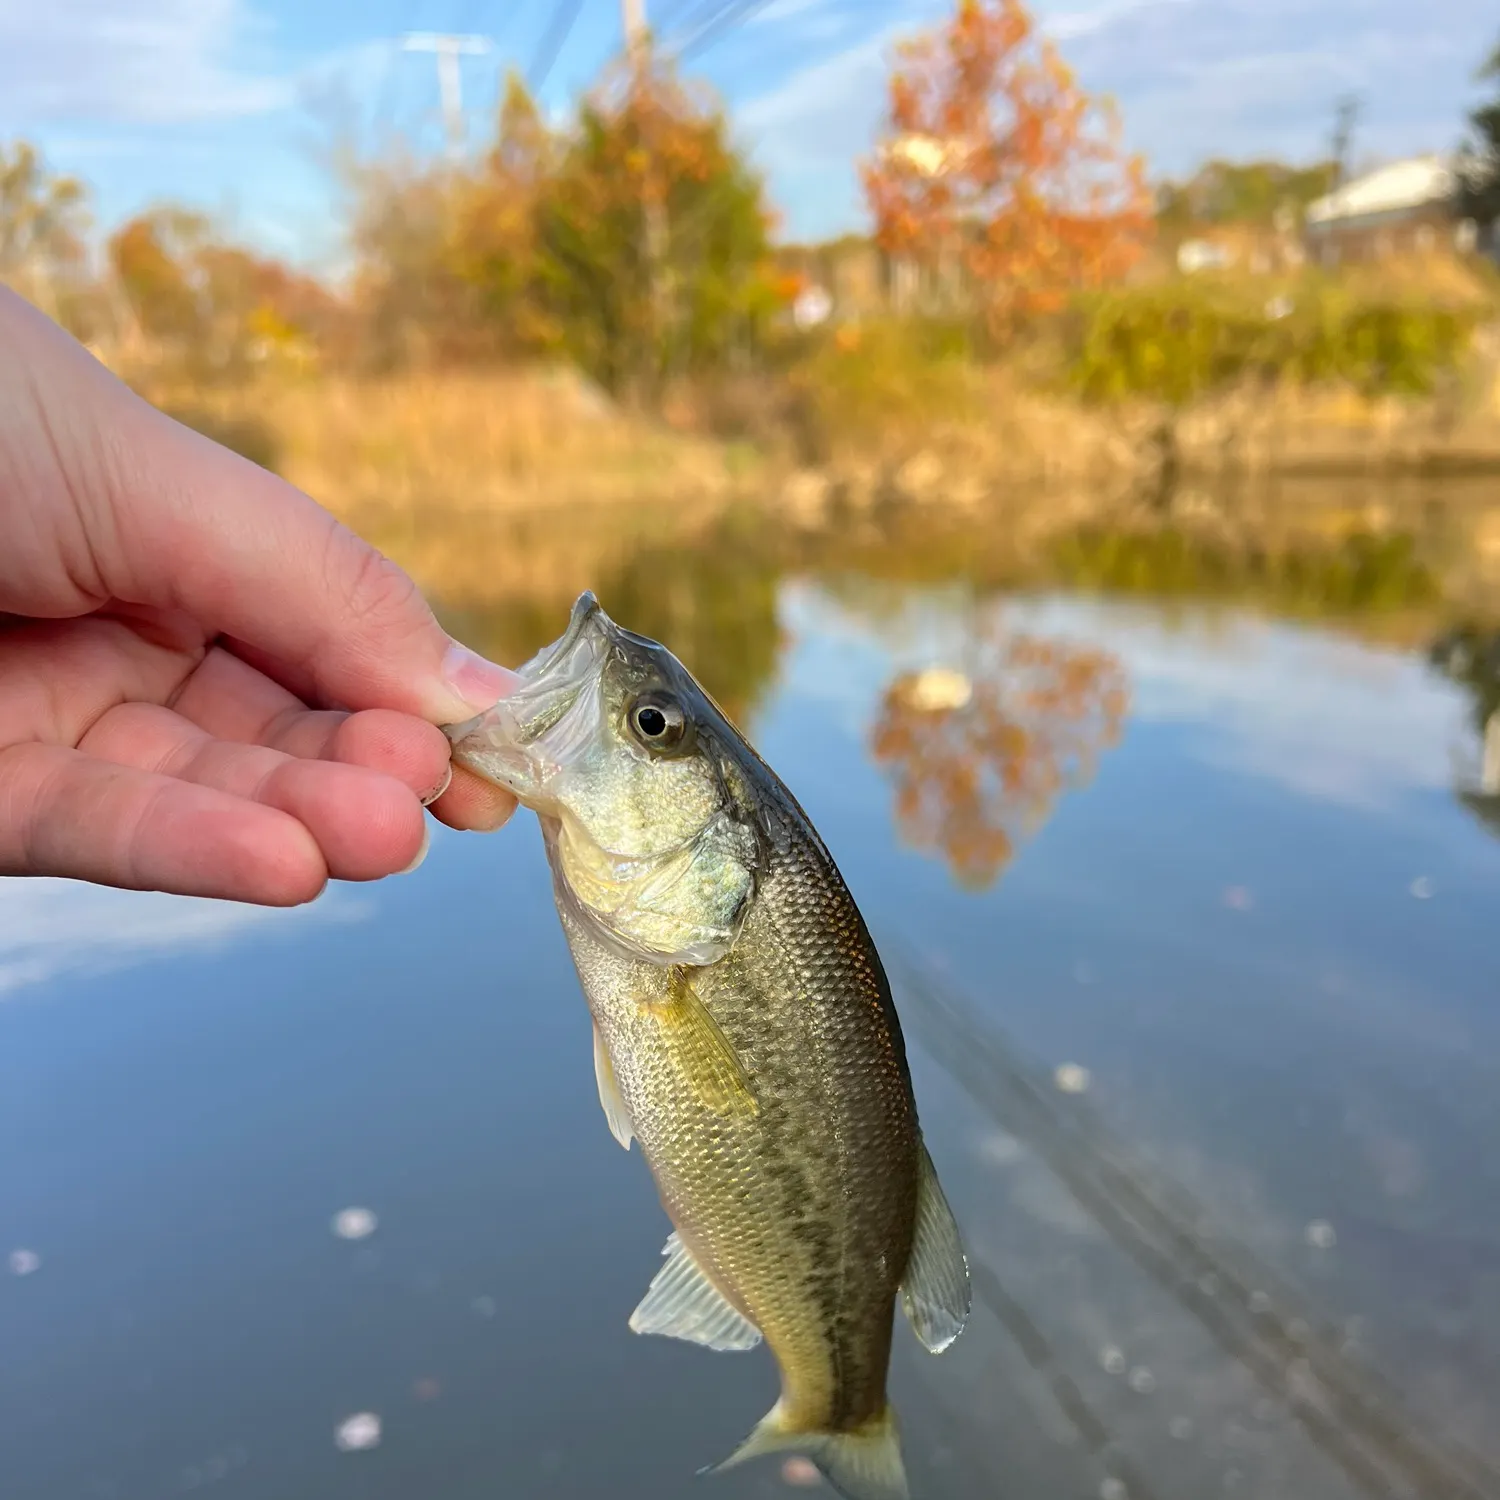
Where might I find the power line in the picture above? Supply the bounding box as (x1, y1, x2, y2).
(373, 0, 426, 129)
(677, 0, 777, 63)
(657, 0, 724, 43)
(451, 0, 520, 47)
(529, 0, 587, 91)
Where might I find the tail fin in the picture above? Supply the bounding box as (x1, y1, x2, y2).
(710, 1399, 908, 1500)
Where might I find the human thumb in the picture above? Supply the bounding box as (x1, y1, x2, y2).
(122, 404, 518, 724)
(11, 288, 517, 725)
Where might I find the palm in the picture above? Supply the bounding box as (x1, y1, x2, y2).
(1, 601, 453, 904)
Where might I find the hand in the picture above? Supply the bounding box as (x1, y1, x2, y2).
(0, 288, 519, 906)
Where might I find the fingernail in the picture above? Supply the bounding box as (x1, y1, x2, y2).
(439, 641, 520, 719)
(420, 764, 453, 807)
(399, 824, 431, 875)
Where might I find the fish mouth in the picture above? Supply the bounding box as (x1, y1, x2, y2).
(516, 590, 605, 688)
(442, 591, 614, 802)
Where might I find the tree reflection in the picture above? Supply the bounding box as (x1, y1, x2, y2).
(598, 527, 784, 731)
(436, 511, 784, 732)
(1430, 624, 1500, 842)
(871, 620, 1129, 889)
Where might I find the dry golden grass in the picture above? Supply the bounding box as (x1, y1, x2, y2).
(122, 365, 764, 617)
(139, 364, 758, 516)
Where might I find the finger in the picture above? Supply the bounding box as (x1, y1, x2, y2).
(79, 703, 427, 882)
(2, 297, 516, 723)
(0, 741, 327, 905)
(107, 402, 518, 723)
(427, 764, 518, 834)
(0, 613, 204, 748)
(171, 645, 453, 801)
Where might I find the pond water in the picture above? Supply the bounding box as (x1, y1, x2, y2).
(4, 498, 1500, 1500)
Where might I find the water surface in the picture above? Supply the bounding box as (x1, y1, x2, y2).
(4, 501, 1500, 1500)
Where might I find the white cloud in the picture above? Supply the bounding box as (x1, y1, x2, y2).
(744, 0, 851, 40)
(974, 595, 1469, 811)
(0, 0, 291, 126)
(739, 0, 1497, 235)
(740, 24, 901, 165)
(749, 0, 827, 23)
(0, 877, 368, 999)
(735, 17, 920, 236)
(1054, 0, 1497, 171)
(1044, 0, 1191, 42)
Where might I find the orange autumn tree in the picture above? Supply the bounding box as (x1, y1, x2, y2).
(863, 0, 1154, 332)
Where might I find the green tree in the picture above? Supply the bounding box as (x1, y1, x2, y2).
(1155, 158, 1338, 230)
(339, 58, 784, 393)
(344, 75, 560, 368)
(346, 158, 488, 369)
(452, 73, 562, 354)
(1458, 36, 1500, 230)
(534, 57, 783, 404)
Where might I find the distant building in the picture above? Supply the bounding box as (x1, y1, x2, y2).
(1174, 219, 1305, 276)
(1302, 155, 1480, 264)
(774, 237, 888, 321)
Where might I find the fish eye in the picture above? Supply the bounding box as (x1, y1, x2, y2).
(627, 692, 690, 752)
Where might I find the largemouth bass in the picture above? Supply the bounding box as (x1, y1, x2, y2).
(445, 592, 970, 1500)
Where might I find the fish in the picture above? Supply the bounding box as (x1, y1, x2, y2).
(444, 591, 970, 1500)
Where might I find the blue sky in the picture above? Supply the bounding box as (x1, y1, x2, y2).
(2, 0, 1496, 271)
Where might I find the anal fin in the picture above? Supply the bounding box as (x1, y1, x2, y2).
(629, 1232, 761, 1352)
(900, 1140, 971, 1353)
(651, 969, 759, 1120)
(592, 1022, 633, 1150)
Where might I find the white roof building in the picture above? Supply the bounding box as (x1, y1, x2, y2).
(1305, 155, 1455, 229)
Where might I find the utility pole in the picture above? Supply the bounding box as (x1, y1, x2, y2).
(1331, 93, 1361, 188)
(622, 0, 648, 58)
(403, 32, 492, 157)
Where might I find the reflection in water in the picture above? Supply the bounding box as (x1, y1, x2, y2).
(870, 618, 1130, 889)
(0, 877, 358, 998)
(9, 481, 1497, 1500)
(1429, 625, 1500, 842)
(437, 511, 783, 731)
(893, 952, 1500, 1500)
(1049, 525, 1442, 620)
(597, 523, 783, 729)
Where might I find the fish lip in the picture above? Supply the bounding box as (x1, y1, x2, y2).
(442, 591, 612, 799)
(519, 590, 605, 687)
(441, 592, 607, 751)
(442, 711, 485, 748)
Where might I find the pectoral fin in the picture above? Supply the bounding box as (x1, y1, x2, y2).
(629, 1232, 762, 1351)
(651, 969, 759, 1120)
(900, 1141, 971, 1353)
(592, 1022, 633, 1150)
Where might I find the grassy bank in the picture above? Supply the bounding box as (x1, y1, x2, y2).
(149, 348, 1500, 530)
(143, 365, 764, 517)
(133, 260, 1500, 569)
